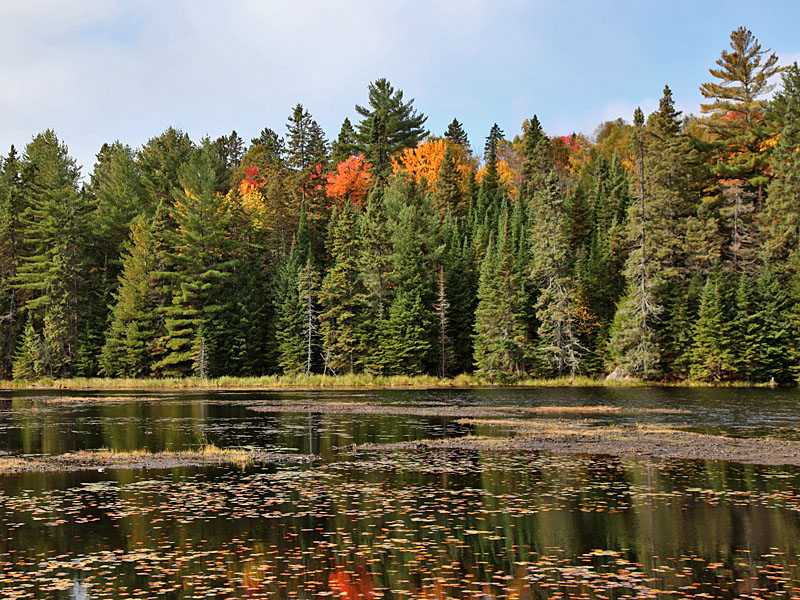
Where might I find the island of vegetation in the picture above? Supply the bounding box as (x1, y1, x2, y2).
(1, 27, 798, 388)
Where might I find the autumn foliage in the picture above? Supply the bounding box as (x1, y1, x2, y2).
(392, 139, 446, 190)
(325, 154, 373, 210)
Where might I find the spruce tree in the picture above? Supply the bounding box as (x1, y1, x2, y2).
(331, 118, 360, 164)
(356, 187, 394, 373)
(250, 127, 285, 165)
(444, 119, 470, 154)
(380, 222, 434, 375)
(606, 108, 662, 379)
(690, 271, 736, 382)
(473, 214, 530, 381)
(433, 145, 466, 221)
(742, 267, 796, 382)
(530, 170, 584, 378)
(12, 316, 43, 380)
(443, 218, 477, 374)
(319, 202, 366, 374)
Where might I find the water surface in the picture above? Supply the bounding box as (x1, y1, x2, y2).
(2, 387, 800, 599)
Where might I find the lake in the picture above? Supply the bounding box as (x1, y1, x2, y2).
(2, 387, 800, 599)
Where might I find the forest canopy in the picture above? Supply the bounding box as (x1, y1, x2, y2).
(1, 27, 799, 384)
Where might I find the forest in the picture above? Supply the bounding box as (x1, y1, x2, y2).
(0, 27, 798, 384)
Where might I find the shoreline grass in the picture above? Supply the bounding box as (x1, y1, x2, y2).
(0, 373, 786, 391)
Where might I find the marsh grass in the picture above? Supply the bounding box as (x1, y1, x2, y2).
(0, 444, 282, 474)
(3, 373, 775, 391)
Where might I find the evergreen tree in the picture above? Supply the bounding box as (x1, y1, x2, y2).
(762, 63, 800, 265)
(530, 168, 584, 378)
(250, 127, 285, 165)
(443, 218, 477, 374)
(740, 267, 796, 382)
(433, 144, 466, 220)
(355, 78, 428, 177)
(100, 208, 170, 377)
(14, 130, 86, 377)
(690, 271, 736, 381)
(606, 108, 662, 379)
(137, 127, 194, 206)
(444, 118, 470, 153)
(433, 265, 453, 377)
(380, 220, 435, 375)
(154, 140, 240, 376)
(214, 130, 245, 188)
(0, 146, 23, 378)
(12, 316, 43, 380)
(330, 118, 360, 164)
(355, 187, 394, 373)
(473, 214, 530, 380)
(275, 214, 321, 375)
(700, 27, 784, 195)
(319, 202, 366, 374)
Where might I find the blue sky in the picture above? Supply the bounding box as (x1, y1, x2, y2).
(2, 0, 798, 176)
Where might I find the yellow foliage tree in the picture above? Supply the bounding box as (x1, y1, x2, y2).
(392, 139, 472, 194)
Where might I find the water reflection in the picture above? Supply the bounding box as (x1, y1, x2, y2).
(2, 389, 800, 598)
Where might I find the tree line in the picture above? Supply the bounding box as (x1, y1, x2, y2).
(1, 27, 799, 383)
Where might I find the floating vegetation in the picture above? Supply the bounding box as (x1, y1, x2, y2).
(3, 452, 800, 598)
(247, 401, 691, 418)
(361, 418, 800, 466)
(3, 390, 800, 598)
(0, 444, 311, 474)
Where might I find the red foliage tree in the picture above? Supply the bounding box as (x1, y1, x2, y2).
(325, 155, 373, 210)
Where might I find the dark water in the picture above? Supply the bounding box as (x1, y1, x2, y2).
(2, 387, 800, 599)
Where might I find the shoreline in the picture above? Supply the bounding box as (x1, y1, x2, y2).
(0, 374, 787, 392)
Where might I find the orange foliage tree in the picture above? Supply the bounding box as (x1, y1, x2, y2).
(325, 155, 373, 210)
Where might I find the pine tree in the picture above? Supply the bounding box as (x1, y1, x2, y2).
(154, 140, 240, 376)
(137, 127, 194, 206)
(355, 78, 428, 178)
(700, 27, 784, 194)
(100, 209, 170, 377)
(14, 130, 86, 377)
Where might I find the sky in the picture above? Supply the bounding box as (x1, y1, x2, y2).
(2, 0, 799, 177)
